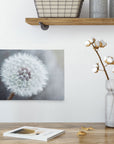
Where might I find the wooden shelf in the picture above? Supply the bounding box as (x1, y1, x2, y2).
(26, 18, 114, 25)
(25, 18, 114, 30)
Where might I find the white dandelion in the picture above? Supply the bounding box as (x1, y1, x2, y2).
(1, 53, 48, 98)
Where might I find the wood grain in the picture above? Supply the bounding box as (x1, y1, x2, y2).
(25, 18, 114, 25)
(1, 123, 114, 144)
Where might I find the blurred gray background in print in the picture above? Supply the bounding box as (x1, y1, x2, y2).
(0, 50, 64, 100)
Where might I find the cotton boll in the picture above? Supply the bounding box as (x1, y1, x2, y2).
(89, 37, 96, 43)
(92, 67, 98, 73)
(104, 56, 114, 64)
(104, 56, 107, 61)
(93, 64, 98, 68)
(94, 41, 100, 48)
(85, 41, 91, 47)
(107, 57, 113, 63)
(92, 63, 99, 73)
(94, 63, 99, 68)
(112, 68, 114, 73)
(100, 40, 107, 48)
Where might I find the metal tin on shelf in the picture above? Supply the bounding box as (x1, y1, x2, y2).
(110, 0, 114, 17)
(89, 0, 108, 18)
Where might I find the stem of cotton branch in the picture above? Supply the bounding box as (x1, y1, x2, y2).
(92, 44, 109, 80)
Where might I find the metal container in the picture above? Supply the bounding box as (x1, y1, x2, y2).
(89, 0, 108, 18)
(110, 0, 114, 17)
(34, 0, 84, 18)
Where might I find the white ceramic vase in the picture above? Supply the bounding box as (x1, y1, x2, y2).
(105, 79, 114, 127)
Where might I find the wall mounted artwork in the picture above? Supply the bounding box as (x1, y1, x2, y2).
(0, 50, 64, 100)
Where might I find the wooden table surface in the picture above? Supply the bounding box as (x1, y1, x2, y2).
(0, 123, 114, 144)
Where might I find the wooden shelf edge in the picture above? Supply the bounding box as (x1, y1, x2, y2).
(25, 18, 114, 25)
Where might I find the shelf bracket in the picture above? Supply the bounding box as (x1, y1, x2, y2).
(39, 22, 49, 30)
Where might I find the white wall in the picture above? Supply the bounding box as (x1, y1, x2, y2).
(0, 0, 114, 122)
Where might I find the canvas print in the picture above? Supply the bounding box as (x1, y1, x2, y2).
(0, 50, 64, 100)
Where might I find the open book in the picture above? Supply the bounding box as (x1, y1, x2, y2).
(3, 126, 65, 141)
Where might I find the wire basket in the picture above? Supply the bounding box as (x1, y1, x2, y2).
(34, 0, 84, 18)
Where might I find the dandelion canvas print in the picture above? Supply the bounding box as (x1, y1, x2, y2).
(0, 50, 64, 100)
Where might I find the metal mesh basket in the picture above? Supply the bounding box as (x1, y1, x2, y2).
(34, 0, 84, 18)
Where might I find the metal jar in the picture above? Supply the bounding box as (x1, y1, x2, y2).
(110, 0, 114, 17)
(89, 0, 108, 18)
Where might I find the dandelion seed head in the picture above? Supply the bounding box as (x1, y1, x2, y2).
(1, 53, 48, 97)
